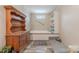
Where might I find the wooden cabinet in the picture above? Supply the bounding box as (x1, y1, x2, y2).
(4, 6, 30, 52)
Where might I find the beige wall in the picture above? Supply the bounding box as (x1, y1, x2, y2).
(30, 13, 50, 31)
(60, 6, 79, 47)
(0, 5, 26, 49)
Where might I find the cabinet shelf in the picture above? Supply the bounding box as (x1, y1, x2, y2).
(11, 17, 25, 22)
(11, 23, 25, 27)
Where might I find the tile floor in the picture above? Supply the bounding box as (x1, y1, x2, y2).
(23, 39, 69, 53)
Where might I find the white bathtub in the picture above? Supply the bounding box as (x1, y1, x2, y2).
(30, 31, 59, 40)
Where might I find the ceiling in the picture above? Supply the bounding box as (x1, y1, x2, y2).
(24, 5, 57, 14)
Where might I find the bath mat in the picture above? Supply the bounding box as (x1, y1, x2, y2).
(32, 40, 48, 46)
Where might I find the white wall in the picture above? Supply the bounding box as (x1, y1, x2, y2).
(0, 5, 27, 49)
(13, 5, 25, 14)
(0, 6, 6, 49)
(60, 6, 79, 47)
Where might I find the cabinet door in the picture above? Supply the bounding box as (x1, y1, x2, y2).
(13, 36, 20, 52)
(20, 35, 24, 48)
(6, 35, 13, 47)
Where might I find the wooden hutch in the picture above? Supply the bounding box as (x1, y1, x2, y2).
(4, 6, 30, 52)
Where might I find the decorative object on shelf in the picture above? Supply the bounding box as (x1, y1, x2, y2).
(49, 13, 55, 33)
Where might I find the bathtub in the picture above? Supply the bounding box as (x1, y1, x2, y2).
(30, 31, 59, 40)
